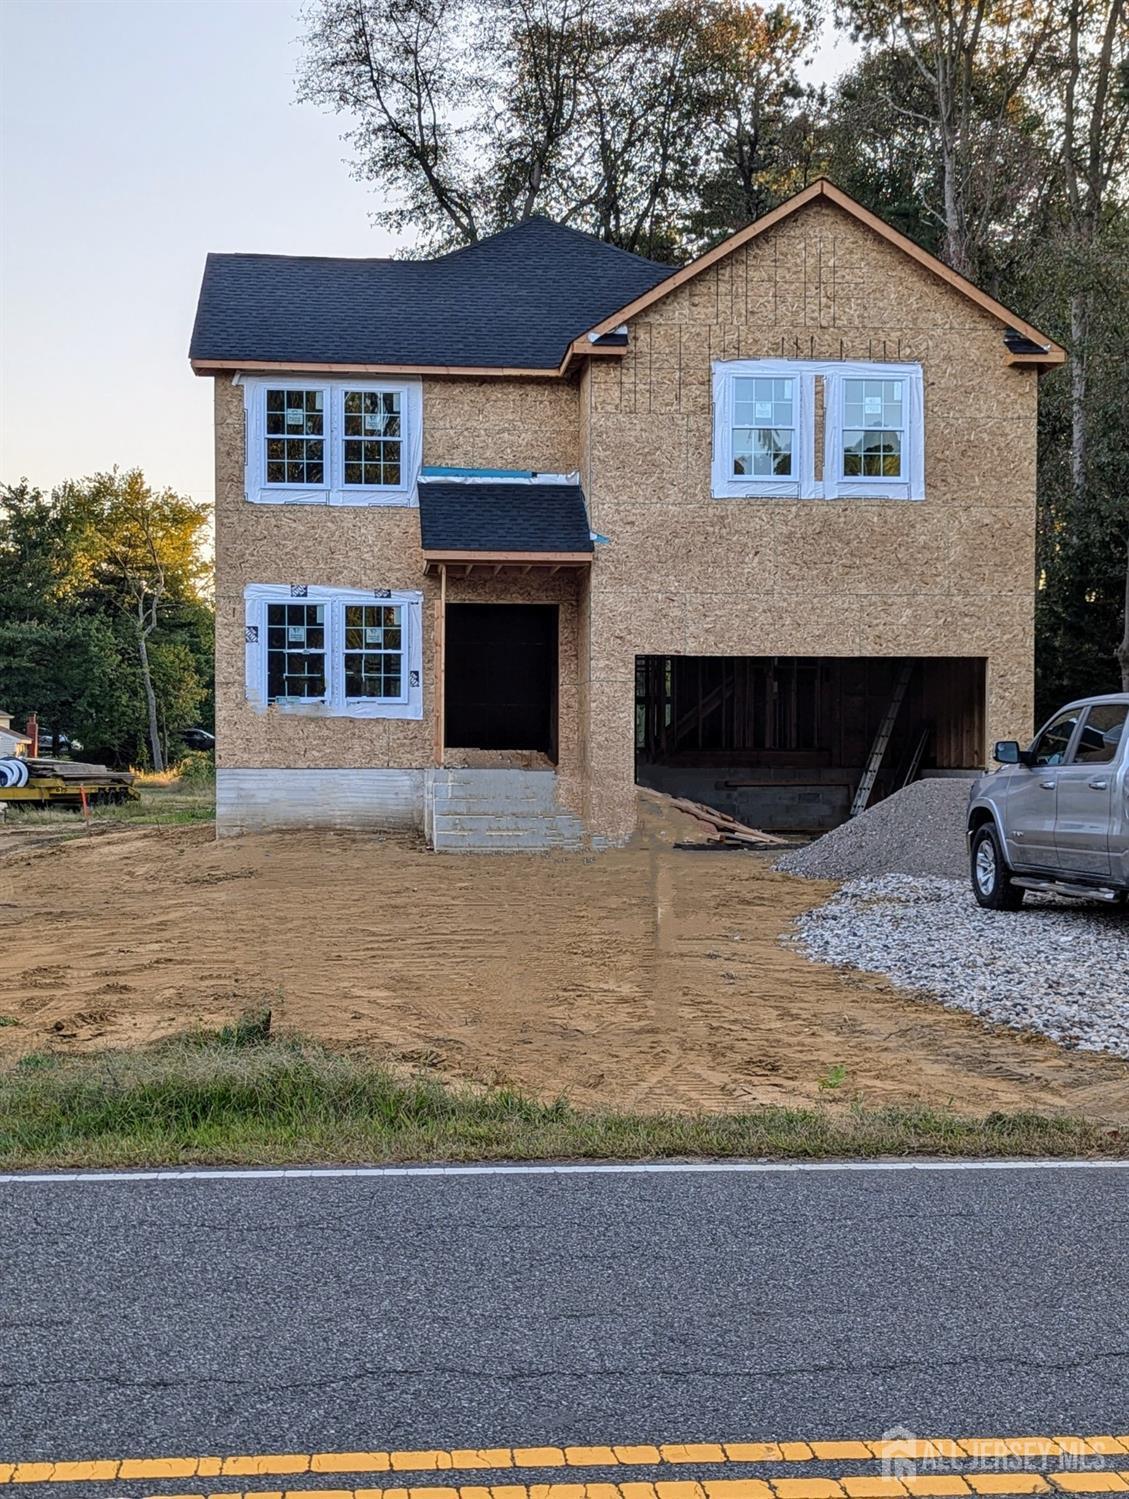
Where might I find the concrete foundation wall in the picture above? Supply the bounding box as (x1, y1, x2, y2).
(638, 764, 855, 831)
(216, 768, 424, 835)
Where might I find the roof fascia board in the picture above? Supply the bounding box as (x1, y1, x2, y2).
(422, 550, 593, 563)
(559, 338, 628, 376)
(1005, 350, 1066, 368)
(576, 179, 1065, 361)
(191, 359, 562, 379)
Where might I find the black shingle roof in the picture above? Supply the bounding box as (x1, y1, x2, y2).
(417, 482, 593, 554)
(190, 218, 674, 371)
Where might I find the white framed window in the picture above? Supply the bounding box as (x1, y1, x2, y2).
(241, 376, 422, 506)
(244, 584, 423, 720)
(342, 601, 407, 704)
(732, 375, 796, 479)
(265, 599, 328, 702)
(712, 360, 815, 498)
(712, 359, 924, 501)
(341, 389, 404, 489)
(840, 376, 905, 480)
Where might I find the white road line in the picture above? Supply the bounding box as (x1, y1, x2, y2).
(0, 1158, 1127, 1184)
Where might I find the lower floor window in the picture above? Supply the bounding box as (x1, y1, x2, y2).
(267, 602, 327, 702)
(245, 585, 423, 720)
(344, 604, 403, 700)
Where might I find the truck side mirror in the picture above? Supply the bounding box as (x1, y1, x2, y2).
(993, 740, 1022, 764)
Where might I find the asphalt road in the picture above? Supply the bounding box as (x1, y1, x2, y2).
(2, 1162, 1128, 1484)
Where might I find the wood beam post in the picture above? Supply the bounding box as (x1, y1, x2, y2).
(433, 563, 446, 766)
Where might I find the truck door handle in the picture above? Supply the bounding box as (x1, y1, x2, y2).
(1040, 780, 1055, 790)
(1088, 778, 1109, 790)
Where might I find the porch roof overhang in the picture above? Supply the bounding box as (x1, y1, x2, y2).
(418, 479, 594, 574)
(423, 549, 593, 575)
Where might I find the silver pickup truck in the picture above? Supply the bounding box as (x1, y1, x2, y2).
(967, 692, 1129, 909)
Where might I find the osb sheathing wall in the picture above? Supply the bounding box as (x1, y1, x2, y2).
(213, 375, 583, 794)
(580, 198, 1039, 839)
(214, 195, 1041, 843)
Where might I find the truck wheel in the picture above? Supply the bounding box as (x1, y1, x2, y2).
(971, 823, 1025, 910)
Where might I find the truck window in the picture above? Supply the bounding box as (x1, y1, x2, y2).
(1071, 704, 1127, 765)
(1030, 711, 1079, 767)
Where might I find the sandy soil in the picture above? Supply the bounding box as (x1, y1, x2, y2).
(1, 820, 1127, 1121)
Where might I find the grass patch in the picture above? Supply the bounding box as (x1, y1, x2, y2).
(0, 1018, 1122, 1169)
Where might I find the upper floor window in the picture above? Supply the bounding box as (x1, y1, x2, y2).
(711, 359, 924, 501)
(242, 376, 422, 506)
(343, 391, 402, 488)
(842, 378, 904, 479)
(733, 377, 795, 479)
(265, 389, 326, 485)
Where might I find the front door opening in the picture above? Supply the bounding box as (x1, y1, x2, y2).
(445, 603, 558, 757)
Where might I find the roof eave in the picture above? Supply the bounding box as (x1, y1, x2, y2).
(190, 358, 562, 379)
(1004, 349, 1067, 372)
(423, 549, 593, 575)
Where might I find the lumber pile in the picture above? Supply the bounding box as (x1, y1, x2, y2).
(637, 786, 788, 847)
(0, 757, 138, 805)
(25, 758, 135, 789)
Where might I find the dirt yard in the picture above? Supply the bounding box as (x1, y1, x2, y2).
(1, 819, 1127, 1121)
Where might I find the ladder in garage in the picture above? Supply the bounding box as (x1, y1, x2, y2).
(850, 662, 913, 817)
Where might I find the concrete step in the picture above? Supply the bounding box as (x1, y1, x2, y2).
(431, 811, 585, 851)
(426, 768, 585, 851)
(430, 783, 561, 811)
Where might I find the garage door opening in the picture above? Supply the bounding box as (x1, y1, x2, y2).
(635, 655, 986, 831)
(445, 604, 558, 758)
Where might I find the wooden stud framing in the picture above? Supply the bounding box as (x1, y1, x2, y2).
(433, 562, 446, 766)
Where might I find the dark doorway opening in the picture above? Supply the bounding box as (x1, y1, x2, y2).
(445, 604, 558, 757)
(635, 655, 986, 830)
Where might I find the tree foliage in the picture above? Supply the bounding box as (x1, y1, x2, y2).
(298, 0, 820, 258)
(0, 473, 213, 768)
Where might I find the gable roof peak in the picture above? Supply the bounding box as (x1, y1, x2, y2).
(574, 176, 1063, 366)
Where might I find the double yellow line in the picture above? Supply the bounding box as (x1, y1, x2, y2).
(2, 1437, 1128, 1495)
(5, 1437, 1128, 1486)
(149, 1475, 1129, 1499)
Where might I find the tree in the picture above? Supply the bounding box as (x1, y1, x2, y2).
(834, 0, 1056, 279)
(76, 470, 210, 772)
(297, 0, 819, 259)
(0, 474, 213, 769)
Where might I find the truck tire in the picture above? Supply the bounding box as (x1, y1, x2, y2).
(971, 823, 1025, 910)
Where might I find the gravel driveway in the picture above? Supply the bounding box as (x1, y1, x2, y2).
(791, 876, 1129, 1059)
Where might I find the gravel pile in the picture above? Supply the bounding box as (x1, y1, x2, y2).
(791, 875, 1129, 1058)
(776, 777, 972, 880)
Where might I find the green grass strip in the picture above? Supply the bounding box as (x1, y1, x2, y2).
(0, 1020, 1122, 1169)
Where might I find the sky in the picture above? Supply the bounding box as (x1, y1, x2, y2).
(0, 0, 854, 506)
